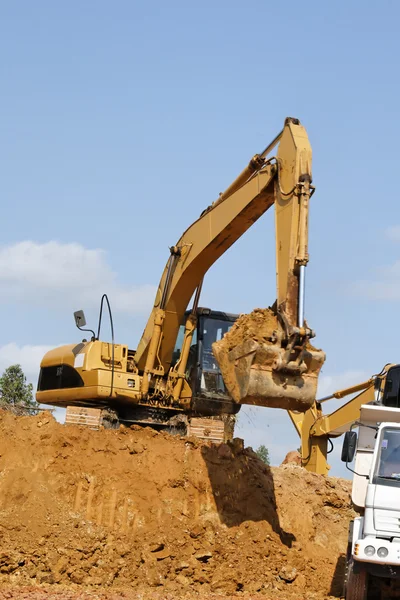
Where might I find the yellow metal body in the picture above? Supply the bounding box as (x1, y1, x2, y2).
(288, 366, 394, 474)
(37, 117, 324, 419)
(37, 342, 142, 407)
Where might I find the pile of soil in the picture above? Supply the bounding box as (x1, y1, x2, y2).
(0, 411, 353, 599)
(217, 307, 319, 352)
(219, 308, 280, 351)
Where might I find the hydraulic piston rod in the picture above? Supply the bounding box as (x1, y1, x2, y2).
(298, 265, 306, 328)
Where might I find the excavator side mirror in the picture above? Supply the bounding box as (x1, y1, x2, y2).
(74, 310, 87, 329)
(341, 431, 357, 463)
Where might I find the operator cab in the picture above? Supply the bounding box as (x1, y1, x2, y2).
(171, 307, 240, 415)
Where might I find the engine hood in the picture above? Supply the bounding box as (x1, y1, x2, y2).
(40, 342, 90, 368)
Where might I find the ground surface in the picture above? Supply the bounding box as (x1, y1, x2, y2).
(0, 411, 354, 599)
(0, 590, 344, 599)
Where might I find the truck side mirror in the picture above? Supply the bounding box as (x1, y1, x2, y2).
(74, 310, 87, 329)
(341, 431, 357, 463)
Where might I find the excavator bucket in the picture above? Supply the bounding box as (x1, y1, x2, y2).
(212, 309, 325, 412)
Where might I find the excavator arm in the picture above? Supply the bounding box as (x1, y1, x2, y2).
(136, 118, 309, 369)
(135, 117, 325, 410)
(135, 159, 278, 372)
(288, 365, 400, 474)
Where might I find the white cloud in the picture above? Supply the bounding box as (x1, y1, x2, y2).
(0, 342, 52, 381)
(0, 241, 156, 313)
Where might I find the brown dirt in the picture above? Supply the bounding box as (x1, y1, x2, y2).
(281, 451, 302, 466)
(0, 411, 353, 599)
(218, 308, 319, 352)
(219, 308, 280, 351)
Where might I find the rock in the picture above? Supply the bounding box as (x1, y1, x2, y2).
(54, 556, 68, 574)
(217, 444, 233, 459)
(279, 565, 298, 582)
(144, 564, 164, 587)
(69, 569, 86, 584)
(36, 571, 55, 584)
(128, 441, 145, 454)
(189, 525, 204, 539)
(244, 447, 260, 460)
(149, 543, 164, 553)
(153, 548, 171, 561)
(194, 551, 212, 563)
(175, 562, 190, 572)
(229, 437, 244, 454)
(211, 574, 237, 593)
(175, 573, 190, 586)
(140, 550, 156, 564)
(84, 575, 103, 585)
(281, 450, 302, 466)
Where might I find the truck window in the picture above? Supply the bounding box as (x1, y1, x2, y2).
(375, 427, 400, 481)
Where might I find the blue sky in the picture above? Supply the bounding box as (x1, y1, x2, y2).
(2, 1, 400, 476)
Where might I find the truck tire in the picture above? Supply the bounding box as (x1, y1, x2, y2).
(345, 558, 368, 600)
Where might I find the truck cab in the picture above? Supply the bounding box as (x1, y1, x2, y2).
(342, 365, 400, 599)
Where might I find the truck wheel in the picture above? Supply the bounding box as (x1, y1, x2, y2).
(345, 558, 368, 600)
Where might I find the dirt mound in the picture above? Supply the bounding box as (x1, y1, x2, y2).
(281, 451, 302, 466)
(217, 307, 319, 352)
(0, 411, 353, 599)
(222, 308, 280, 350)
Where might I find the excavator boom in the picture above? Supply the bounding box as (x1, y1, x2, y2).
(136, 118, 317, 372)
(136, 162, 278, 372)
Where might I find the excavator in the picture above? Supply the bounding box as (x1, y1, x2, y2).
(36, 117, 325, 438)
(291, 363, 400, 475)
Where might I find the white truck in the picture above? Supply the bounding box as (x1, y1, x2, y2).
(342, 396, 400, 600)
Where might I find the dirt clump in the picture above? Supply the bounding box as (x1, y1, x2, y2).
(220, 308, 280, 351)
(0, 411, 353, 599)
(218, 308, 280, 351)
(281, 451, 302, 466)
(217, 307, 319, 352)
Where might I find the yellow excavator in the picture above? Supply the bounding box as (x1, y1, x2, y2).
(292, 363, 400, 475)
(36, 117, 325, 439)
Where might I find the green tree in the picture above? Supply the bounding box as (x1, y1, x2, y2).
(0, 365, 38, 415)
(255, 444, 270, 465)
